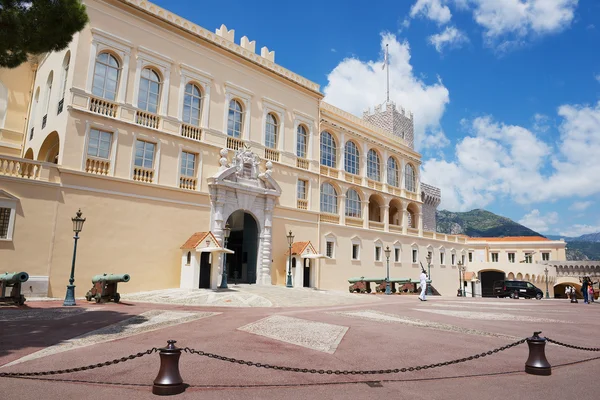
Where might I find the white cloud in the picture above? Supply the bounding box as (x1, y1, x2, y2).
(532, 113, 550, 132)
(557, 224, 600, 237)
(569, 201, 593, 211)
(422, 101, 600, 211)
(518, 209, 558, 233)
(428, 26, 468, 52)
(410, 0, 453, 25)
(323, 33, 450, 151)
(595, 74, 600, 83)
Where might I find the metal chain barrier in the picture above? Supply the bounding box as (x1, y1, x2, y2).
(183, 338, 527, 375)
(0, 348, 158, 378)
(545, 338, 600, 352)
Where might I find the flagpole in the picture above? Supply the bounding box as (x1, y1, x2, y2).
(386, 44, 389, 103)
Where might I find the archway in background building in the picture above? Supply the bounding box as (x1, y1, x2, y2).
(225, 210, 259, 284)
(554, 282, 583, 299)
(23, 148, 34, 160)
(480, 270, 505, 297)
(38, 131, 60, 163)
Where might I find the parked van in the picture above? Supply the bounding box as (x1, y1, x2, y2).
(493, 280, 544, 300)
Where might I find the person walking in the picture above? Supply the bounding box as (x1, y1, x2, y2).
(581, 277, 589, 304)
(588, 279, 594, 303)
(419, 269, 428, 301)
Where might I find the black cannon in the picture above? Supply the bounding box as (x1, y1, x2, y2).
(85, 273, 130, 303)
(0, 272, 29, 305)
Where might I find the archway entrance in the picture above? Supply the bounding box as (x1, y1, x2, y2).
(303, 258, 311, 287)
(199, 252, 211, 289)
(480, 270, 505, 297)
(225, 210, 259, 284)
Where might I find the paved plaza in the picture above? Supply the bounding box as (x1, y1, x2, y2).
(1, 286, 599, 399)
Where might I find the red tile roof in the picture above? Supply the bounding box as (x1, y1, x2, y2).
(285, 241, 316, 256)
(180, 232, 211, 249)
(468, 236, 550, 242)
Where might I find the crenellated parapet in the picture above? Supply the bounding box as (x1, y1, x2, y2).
(420, 183, 441, 232)
(362, 101, 414, 149)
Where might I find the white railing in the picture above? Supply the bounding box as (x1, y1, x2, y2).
(135, 110, 160, 129)
(181, 124, 202, 141)
(0, 156, 42, 180)
(407, 227, 419, 236)
(179, 176, 197, 190)
(369, 221, 384, 231)
(89, 96, 118, 118)
(389, 224, 402, 233)
(132, 166, 154, 183)
(296, 157, 309, 170)
(226, 136, 244, 151)
(367, 179, 383, 191)
(319, 213, 340, 224)
(320, 165, 339, 179)
(264, 148, 280, 162)
(85, 156, 110, 175)
(297, 199, 308, 210)
(345, 173, 361, 184)
(345, 216, 363, 228)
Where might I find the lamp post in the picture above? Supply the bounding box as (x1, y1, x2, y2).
(457, 260, 463, 297)
(544, 267, 550, 299)
(63, 209, 86, 306)
(384, 246, 392, 295)
(219, 223, 231, 289)
(286, 230, 294, 288)
(426, 253, 432, 295)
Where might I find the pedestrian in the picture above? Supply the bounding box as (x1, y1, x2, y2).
(588, 280, 594, 303)
(581, 277, 589, 304)
(564, 285, 571, 300)
(419, 269, 428, 301)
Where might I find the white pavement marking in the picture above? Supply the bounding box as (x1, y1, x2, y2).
(237, 315, 348, 354)
(416, 309, 565, 323)
(1, 310, 219, 368)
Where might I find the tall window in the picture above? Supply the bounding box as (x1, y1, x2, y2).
(320, 131, 336, 167)
(367, 149, 381, 181)
(345, 189, 361, 218)
(134, 140, 155, 169)
(0, 208, 11, 239)
(440, 251, 445, 265)
(387, 157, 399, 187)
(508, 253, 515, 263)
(320, 182, 337, 214)
(352, 244, 360, 260)
(326, 241, 335, 258)
(375, 246, 382, 262)
(87, 128, 112, 159)
(394, 248, 401, 263)
(227, 99, 243, 138)
(183, 83, 202, 126)
(491, 253, 499, 262)
(44, 72, 53, 114)
(469, 252, 473, 262)
(265, 113, 278, 149)
(405, 163, 416, 192)
(92, 53, 120, 101)
(542, 252, 550, 261)
(297, 179, 307, 200)
(344, 141, 360, 175)
(60, 52, 70, 101)
(525, 253, 533, 263)
(451, 253, 456, 265)
(297, 125, 308, 158)
(412, 248, 418, 263)
(180, 151, 196, 177)
(138, 68, 161, 113)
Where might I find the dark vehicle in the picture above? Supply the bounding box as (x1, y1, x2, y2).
(493, 280, 544, 300)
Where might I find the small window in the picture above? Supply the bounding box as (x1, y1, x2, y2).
(0, 207, 12, 239)
(297, 179, 307, 200)
(183, 83, 202, 126)
(542, 252, 550, 261)
(451, 254, 456, 265)
(525, 254, 533, 264)
(227, 99, 244, 138)
(345, 189, 361, 218)
(87, 129, 112, 159)
(375, 246, 382, 262)
(265, 112, 278, 149)
(491, 253, 499, 262)
(297, 125, 308, 158)
(468, 252, 473, 262)
(134, 140, 156, 169)
(186, 251, 191, 265)
(180, 151, 196, 177)
(440, 252, 445, 265)
(394, 248, 400, 263)
(352, 244, 360, 260)
(461, 254, 465, 265)
(326, 241, 334, 258)
(508, 253, 515, 263)
(412, 249, 418, 264)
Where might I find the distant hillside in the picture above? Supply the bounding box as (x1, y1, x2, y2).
(436, 209, 542, 237)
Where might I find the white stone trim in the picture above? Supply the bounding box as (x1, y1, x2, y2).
(323, 232, 337, 259)
(177, 145, 202, 191)
(80, 121, 119, 176)
(293, 113, 314, 159)
(374, 239, 383, 262)
(0, 190, 18, 241)
(262, 98, 285, 151)
(178, 65, 212, 128)
(130, 132, 161, 182)
(350, 235, 361, 261)
(132, 49, 172, 115)
(223, 83, 252, 140)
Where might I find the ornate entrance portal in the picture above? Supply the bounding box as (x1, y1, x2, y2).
(207, 147, 282, 289)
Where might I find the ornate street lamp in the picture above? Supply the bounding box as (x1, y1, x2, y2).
(219, 223, 231, 289)
(544, 267, 550, 299)
(63, 209, 86, 306)
(426, 252, 432, 295)
(384, 246, 392, 295)
(286, 230, 294, 288)
(457, 260, 463, 297)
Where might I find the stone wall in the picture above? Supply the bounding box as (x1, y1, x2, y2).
(421, 183, 441, 232)
(362, 101, 414, 149)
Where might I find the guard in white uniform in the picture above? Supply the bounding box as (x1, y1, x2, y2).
(419, 270, 428, 301)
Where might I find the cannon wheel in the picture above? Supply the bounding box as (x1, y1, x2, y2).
(85, 291, 92, 302)
(94, 294, 102, 303)
(366, 288, 372, 293)
(17, 295, 25, 306)
(349, 285, 354, 293)
(113, 293, 121, 303)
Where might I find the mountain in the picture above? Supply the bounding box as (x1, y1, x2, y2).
(436, 209, 543, 237)
(546, 233, 600, 242)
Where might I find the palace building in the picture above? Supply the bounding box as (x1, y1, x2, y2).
(0, 0, 568, 299)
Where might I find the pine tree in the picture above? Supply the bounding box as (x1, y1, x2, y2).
(0, 0, 88, 68)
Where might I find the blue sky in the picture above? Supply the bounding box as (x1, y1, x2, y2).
(152, 0, 600, 237)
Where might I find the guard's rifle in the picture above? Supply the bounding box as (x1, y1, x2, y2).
(419, 261, 427, 274)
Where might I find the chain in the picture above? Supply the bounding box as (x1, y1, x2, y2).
(0, 348, 158, 378)
(545, 338, 600, 352)
(183, 339, 526, 375)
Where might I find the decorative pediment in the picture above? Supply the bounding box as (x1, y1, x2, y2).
(0, 189, 18, 201)
(180, 231, 221, 250)
(286, 241, 318, 257)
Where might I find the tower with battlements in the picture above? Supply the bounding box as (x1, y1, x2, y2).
(421, 183, 441, 232)
(362, 101, 414, 149)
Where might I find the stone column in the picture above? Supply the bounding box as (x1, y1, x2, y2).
(339, 194, 346, 225)
(418, 211, 423, 236)
(362, 200, 369, 229)
(259, 198, 275, 285)
(401, 201, 408, 235)
(383, 205, 390, 232)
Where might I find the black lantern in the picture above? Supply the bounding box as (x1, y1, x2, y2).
(72, 209, 86, 233)
(219, 223, 232, 289)
(64, 209, 86, 306)
(286, 230, 294, 288)
(384, 246, 392, 295)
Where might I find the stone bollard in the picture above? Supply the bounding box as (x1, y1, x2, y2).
(152, 340, 186, 396)
(525, 331, 551, 376)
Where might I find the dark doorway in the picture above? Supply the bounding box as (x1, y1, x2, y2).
(225, 211, 259, 284)
(480, 270, 505, 297)
(303, 258, 311, 287)
(199, 252, 211, 289)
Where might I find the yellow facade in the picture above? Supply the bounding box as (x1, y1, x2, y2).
(0, 0, 566, 298)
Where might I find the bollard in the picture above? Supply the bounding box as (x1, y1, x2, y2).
(152, 340, 186, 396)
(525, 331, 551, 376)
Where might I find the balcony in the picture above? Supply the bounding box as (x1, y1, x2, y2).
(389, 224, 402, 233)
(296, 157, 309, 170)
(344, 173, 361, 185)
(181, 123, 202, 141)
(369, 221, 384, 231)
(42, 115, 47, 129)
(319, 213, 339, 224)
(135, 110, 160, 129)
(388, 186, 402, 196)
(345, 216, 363, 228)
(0, 156, 43, 180)
(404, 190, 419, 201)
(297, 199, 308, 210)
(179, 175, 197, 190)
(132, 166, 154, 183)
(85, 156, 110, 175)
(367, 179, 383, 191)
(57, 98, 64, 115)
(320, 165, 339, 179)
(226, 136, 244, 151)
(264, 148, 280, 162)
(89, 96, 117, 118)
(407, 227, 419, 236)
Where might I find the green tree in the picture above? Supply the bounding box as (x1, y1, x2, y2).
(0, 0, 88, 68)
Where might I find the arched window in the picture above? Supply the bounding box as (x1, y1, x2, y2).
(320, 182, 338, 214)
(227, 99, 243, 138)
(344, 141, 360, 175)
(186, 251, 191, 265)
(345, 189, 361, 218)
(265, 113, 278, 149)
(183, 83, 202, 126)
(367, 149, 381, 181)
(387, 157, 399, 187)
(44, 72, 53, 114)
(60, 52, 70, 103)
(138, 67, 161, 113)
(92, 52, 120, 101)
(296, 124, 308, 158)
(405, 163, 416, 192)
(320, 131, 336, 167)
